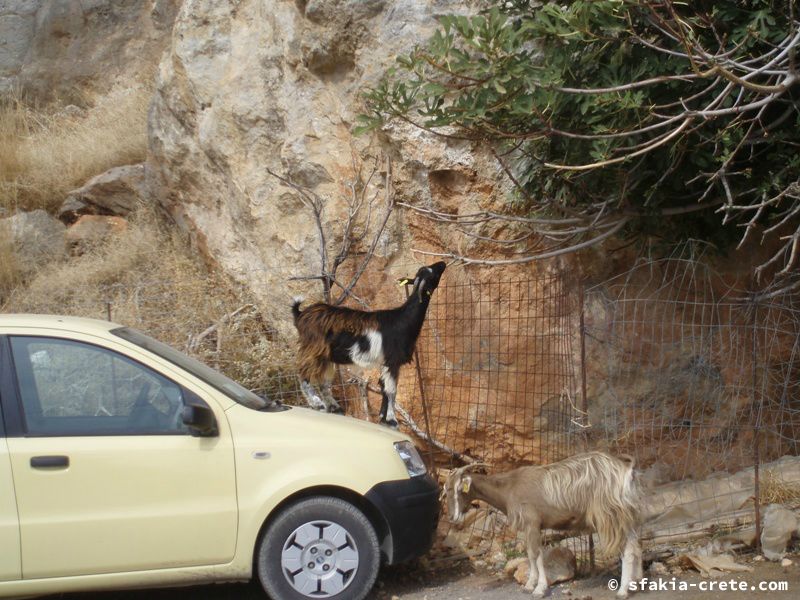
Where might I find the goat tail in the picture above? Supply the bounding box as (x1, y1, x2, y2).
(291, 296, 305, 325)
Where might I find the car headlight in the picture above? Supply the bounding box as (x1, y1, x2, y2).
(394, 441, 427, 477)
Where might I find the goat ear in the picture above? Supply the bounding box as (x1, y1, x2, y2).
(417, 278, 427, 301)
(461, 476, 471, 493)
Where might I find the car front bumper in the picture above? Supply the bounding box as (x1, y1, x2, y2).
(365, 473, 440, 565)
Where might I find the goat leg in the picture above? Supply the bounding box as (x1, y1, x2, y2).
(524, 520, 548, 597)
(379, 366, 399, 429)
(617, 532, 642, 598)
(300, 380, 327, 411)
(533, 551, 548, 598)
(524, 544, 540, 591)
(322, 383, 343, 414)
(378, 378, 388, 421)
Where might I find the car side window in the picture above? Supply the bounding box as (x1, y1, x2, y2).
(9, 336, 189, 436)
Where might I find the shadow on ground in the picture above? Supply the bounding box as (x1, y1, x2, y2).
(42, 552, 800, 600)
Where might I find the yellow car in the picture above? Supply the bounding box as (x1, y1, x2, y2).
(0, 315, 439, 600)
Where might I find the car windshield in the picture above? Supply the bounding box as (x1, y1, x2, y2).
(112, 326, 273, 411)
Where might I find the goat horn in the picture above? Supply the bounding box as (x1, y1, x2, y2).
(452, 461, 490, 477)
(464, 461, 490, 469)
(440, 462, 490, 501)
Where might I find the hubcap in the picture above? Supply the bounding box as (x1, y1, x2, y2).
(281, 520, 359, 597)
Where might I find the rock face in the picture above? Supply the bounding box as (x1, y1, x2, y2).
(148, 0, 496, 334)
(0, 0, 179, 96)
(0, 1, 38, 90)
(0, 209, 66, 273)
(147, 0, 575, 466)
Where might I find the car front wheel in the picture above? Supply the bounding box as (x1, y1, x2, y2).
(256, 496, 380, 600)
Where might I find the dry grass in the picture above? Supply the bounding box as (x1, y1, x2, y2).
(0, 84, 299, 398)
(0, 85, 150, 213)
(0, 223, 22, 300)
(1, 208, 295, 393)
(759, 470, 800, 507)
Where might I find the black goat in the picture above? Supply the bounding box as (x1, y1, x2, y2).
(291, 261, 446, 427)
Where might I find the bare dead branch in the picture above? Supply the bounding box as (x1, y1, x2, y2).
(268, 152, 395, 308)
(411, 217, 631, 266)
(186, 304, 257, 353)
(334, 156, 395, 305)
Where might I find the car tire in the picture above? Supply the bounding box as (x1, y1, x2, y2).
(256, 496, 380, 600)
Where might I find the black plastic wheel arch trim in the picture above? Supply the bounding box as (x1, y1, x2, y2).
(364, 473, 440, 565)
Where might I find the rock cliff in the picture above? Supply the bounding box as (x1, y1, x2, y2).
(1, 0, 178, 97)
(146, 0, 508, 331)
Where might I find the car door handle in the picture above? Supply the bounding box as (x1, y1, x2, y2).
(30, 455, 70, 469)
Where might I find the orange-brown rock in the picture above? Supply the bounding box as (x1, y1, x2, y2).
(65, 215, 128, 251)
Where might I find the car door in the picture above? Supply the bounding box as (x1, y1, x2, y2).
(0, 339, 22, 582)
(3, 334, 238, 579)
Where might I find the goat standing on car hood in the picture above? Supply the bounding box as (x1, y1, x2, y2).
(443, 452, 642, 598)
(292, 261, 446, 427)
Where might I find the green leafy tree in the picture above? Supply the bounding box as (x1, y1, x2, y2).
(359, 0, 799, 289)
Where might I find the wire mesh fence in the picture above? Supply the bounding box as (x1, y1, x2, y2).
(406, 257, 800, 569)
(583, 258, 800, 554)
(403, 273, 581, 470)
(400, 271, 587, 564)
(4, 254, 800, 567)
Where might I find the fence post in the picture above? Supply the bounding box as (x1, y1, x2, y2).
(751, 302, 763, 554)
(579, 281, 596, 573)
(404, 285, 436, 471)
(579, 282, 590, 448)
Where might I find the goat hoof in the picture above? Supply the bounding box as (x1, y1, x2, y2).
(379, 418, 399, 429)
(330, 406, 344, 415)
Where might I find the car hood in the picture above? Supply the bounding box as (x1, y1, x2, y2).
(223, 404, 415, 491)
(225, 403, 411, 445)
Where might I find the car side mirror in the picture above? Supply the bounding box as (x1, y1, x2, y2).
(182, 391, 219, 437)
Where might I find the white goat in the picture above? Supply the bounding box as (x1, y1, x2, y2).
(443, 452, 642, 598)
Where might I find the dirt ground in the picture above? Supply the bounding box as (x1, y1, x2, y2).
(371, 553, 800, 600)
(53, 552, 799, 600)
(373, 555, 800, 600)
